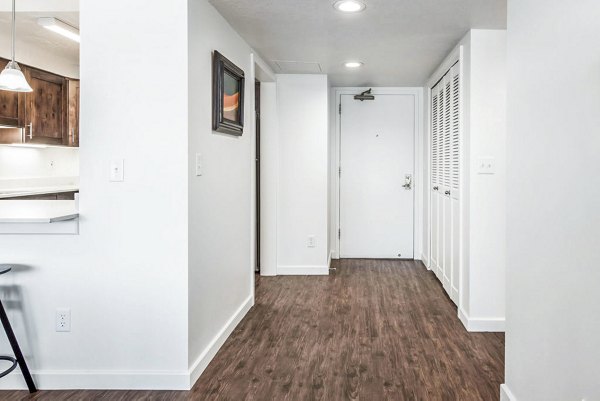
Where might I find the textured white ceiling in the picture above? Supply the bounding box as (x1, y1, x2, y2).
(209, 0, 506, 86)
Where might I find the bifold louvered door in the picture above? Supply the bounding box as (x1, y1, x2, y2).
(430, 62, 461, 304)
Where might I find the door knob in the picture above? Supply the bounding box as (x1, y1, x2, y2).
(445, 190, 451, 196)
(433, 186, 439, 191)
(402, 174, 412, 190)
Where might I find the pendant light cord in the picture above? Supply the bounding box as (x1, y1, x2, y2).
(11, 0, 16, 63)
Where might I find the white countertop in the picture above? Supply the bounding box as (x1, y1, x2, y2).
(0, 184, 79, 199)
(0, 200, 79, 223)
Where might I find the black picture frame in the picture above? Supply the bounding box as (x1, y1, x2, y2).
(212, 50, 245, 136)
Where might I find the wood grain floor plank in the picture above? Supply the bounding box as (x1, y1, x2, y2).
(0, 260, 504, 400)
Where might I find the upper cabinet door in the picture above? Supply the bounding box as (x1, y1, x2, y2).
(0, 58, 26, 128)
(66, 79, 80, 147)
(25, 67, 67, 145)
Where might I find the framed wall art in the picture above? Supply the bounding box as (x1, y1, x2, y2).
(212, 50, 245, 136)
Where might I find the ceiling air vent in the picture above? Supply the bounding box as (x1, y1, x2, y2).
(272, 60, 323, 74)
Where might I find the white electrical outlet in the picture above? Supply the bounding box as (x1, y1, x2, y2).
(55, 308, 71, 332)
(307, 235, 316, 248)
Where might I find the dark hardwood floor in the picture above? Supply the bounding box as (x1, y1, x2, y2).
(1, 259, 504, 400)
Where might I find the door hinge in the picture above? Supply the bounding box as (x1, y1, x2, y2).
(339, 104, 342, 115)
(338, 229, 341, 239)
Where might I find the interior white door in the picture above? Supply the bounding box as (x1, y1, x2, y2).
(340, 93, 415, 259)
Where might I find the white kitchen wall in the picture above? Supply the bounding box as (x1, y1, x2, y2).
(424, 29, 506, 332)
(0, 146, 79, 179)
(0, 0, 190, 389)
(277, 74, 329, 275)
(503, 1, 600, 400)
(0, 8, 79, 79)
(187, 0, 274, 384)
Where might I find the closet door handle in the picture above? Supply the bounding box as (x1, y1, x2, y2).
(433, 186, 439, 191)
(445, 190, 451, 196)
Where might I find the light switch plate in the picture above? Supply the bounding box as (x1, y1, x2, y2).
(195, 153, 203, 176)
(477, 157, 496, 174)
(110, 159, 124, 182)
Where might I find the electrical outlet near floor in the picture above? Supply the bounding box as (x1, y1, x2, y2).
(307, 235, 316, 248)
(55, 308, 71, 332)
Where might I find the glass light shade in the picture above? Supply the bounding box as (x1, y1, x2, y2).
(0, 62, 33, 92)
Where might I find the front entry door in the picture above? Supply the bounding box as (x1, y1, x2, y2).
(339, 93, 415, 259)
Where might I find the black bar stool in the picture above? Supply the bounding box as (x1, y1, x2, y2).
(0, 265, 36, 393)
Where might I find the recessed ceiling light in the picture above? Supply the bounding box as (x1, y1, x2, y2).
(333, 0, 366, 13)
(344, 61, 364, 68)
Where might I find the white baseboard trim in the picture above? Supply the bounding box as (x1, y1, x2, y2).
(277, 265, 329, 275)
(458, 307, 505, 332)
(328, 251, 333, 268)
(0, 295, 254, 391)
(500, 384, 518, 401)
(0, 369, 190, 391)
(188, 294, 254, 388)
(330, 250, 339, 259)
(421, 253, 430, 269)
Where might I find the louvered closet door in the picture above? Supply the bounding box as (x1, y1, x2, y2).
(449, 63, 461, 302)
(431, 83, 441, 280)
(441, 75, 452, 295)
(430, 61, 461, 305)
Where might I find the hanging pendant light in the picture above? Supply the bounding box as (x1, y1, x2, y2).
(0, 0, 33, 92)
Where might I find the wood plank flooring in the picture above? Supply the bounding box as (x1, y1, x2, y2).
(1, 259, 504, 400)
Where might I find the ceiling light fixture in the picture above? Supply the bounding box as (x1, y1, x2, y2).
(38, 17, 80, 43)
(333, 0, 366, 13)
(344, 61, 364, 68)
(0, 0, 33, 92)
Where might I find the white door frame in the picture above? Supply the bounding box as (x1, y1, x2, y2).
(331, 87, 424, 260)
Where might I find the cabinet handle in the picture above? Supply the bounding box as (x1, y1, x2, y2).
(27, 123, 33, 140)
(445, 190, 451, 196)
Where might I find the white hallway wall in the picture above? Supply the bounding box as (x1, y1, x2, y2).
(276, 74, 329, 275)
(424, 29, 506, 331)
(0, 0, 190, 390)
(187, 0, 271, 383)
(503, 0, 600, 400)
(259, 80, 279, 277)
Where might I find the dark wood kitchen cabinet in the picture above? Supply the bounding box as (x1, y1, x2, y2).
(0, 58, 26, 128)
(0, 57, 79, 147)
(65, 78, 80, 147)
(24, 67, 67, 146)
